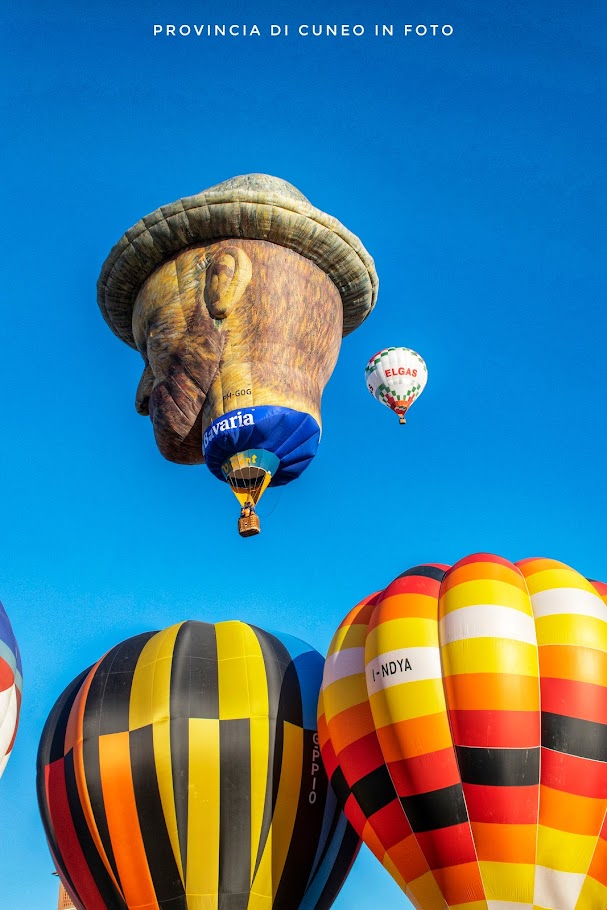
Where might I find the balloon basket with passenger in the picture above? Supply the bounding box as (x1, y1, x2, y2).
(238, 504, 261, 537)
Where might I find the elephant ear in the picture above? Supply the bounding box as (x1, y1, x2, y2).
(204, 246, 252, 319)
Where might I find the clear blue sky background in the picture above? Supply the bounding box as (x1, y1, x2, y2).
(1, 0, 605, 906)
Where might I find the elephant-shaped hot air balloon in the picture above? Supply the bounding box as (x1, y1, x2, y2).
(98, 174, 378, 536)
(38, 620, 360, 910)
(0, 599, 21, 779)
(319, 554, 607, 910)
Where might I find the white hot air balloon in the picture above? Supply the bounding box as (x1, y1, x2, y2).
(364, 347, 427, 423)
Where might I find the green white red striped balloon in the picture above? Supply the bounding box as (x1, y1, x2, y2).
(365, 347, 427, 423)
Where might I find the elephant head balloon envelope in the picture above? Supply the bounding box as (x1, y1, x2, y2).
(97, 174, 378, 534)
(319, 554, 607, 910)
(37, 620, 360, 910)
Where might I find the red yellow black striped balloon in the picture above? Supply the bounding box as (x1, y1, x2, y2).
(319, 554, 607, 910)
(37, 620, 360, 910)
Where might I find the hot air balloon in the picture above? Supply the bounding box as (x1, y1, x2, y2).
(365, 347, 427, 424)
(38, 620, 360, 910)
(0, 599, 21, 779)
(319, 554, 607, 910)
(98, 174, 378, 536)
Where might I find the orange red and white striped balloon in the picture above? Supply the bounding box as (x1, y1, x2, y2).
(319, 554, 607, 910)
(0, 599, 21, 780)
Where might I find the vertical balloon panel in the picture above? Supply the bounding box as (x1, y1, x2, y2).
(319, 594, 430, 902)
(518, 559, 607, 910)
(439, 555, 541, 910)
(364, 565, 468, 910)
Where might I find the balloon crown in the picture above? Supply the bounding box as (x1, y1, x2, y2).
(97, 172, 379, 347)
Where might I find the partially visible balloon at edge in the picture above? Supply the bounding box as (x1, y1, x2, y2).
(319, 554, 607, 910)
(0, 599, 22, 780)
(37, 619, 360, 910)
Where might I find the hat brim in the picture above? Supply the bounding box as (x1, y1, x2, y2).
(97, 176, 378, 347)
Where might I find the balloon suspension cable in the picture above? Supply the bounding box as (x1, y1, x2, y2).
(256, 486, 283, 518)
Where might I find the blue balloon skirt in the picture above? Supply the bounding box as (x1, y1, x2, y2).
(203, 405, 320, 486)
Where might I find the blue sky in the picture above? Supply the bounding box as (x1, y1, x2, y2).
(1, 0, 605, 905)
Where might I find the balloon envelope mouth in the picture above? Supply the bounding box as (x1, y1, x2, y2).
(204, 405, 320, 487)
(229, 465, 267, 485)
(220, 448, 280, 506)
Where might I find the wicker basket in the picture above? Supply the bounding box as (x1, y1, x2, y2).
(238, 513, 261, 537)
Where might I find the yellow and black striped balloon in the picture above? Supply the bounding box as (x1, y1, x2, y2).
(37, 620, 359, 910)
